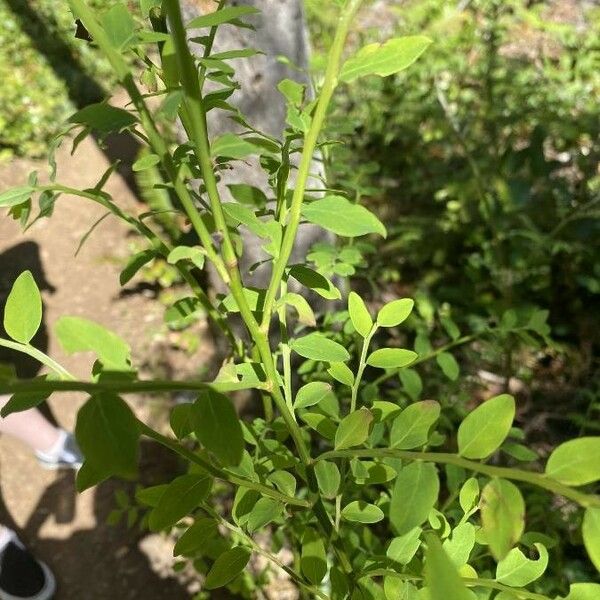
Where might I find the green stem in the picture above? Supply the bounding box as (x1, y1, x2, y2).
(315, 449, 600, 509)
(201, 503, 331, 600)
(0, 339, 73, 380)
(137, 420, 310, 507)
(39, 184, 235, 348)
(69, 0, 229, 284)
(362, 570, 551, 600)
(0, 377, 264, 396)
(261, 0, 364, 324)
(350, 326, 377, 413)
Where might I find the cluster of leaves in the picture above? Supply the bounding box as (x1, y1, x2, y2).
(1, 1, 599, 599)
(322, 0, 599, 383)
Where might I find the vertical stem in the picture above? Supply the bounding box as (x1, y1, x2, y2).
(261, 0, 364, 324)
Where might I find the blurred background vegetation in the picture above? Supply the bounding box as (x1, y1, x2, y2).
(1, 0, 599, 588)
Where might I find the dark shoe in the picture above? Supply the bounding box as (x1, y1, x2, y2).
(0, 532, 55, 600)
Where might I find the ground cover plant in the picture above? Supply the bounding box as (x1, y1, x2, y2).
(1, 1, 599, 599)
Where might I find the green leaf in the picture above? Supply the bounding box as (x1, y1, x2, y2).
(246, 497, 283, 533)
(565, 583, 600, 600)
(367, 348, 417, 369)
(204, 546, 252, 590)
(340, 36, 432, 83)
(377, 298, 414, 328)
(545, 437, 600, 486)
(288, 265, 341, 300)
(389, 462, 439, 534)
(173, 517, 218, 556)
(132, 153, 161, 171)
(459, 478, 480, 515)
(291, 333, 350, 362)
(55, 316, 131, 370)
(387, 527, 422, 565)
(227, 183, 268, 206)
(341, 501, 384, 524)
(371, 401, 401, 423)
(267, 471, 296, 497)
(192, 391, 244, 467)
(300, 413, 337, 440)
(69, 103, 137, 133)
(75, 393, 139, 490)
(457, 394, 515, 459)
(167, 246, 206, 269)
(278, 78, 305, 105)
(399, 368, 422, 401)
(278, 293, 316, 326)
(424, 534, 472, 600)
(442, 522, 476, 567)
(149, 474, 211, 532)
(480, 478, 525, 560)
(314, 460, 341, 499)
(301, 195, 386, 238)
(135, 484, 167, 508)
(187, 6, 259, 28)
(120, 249, 155, 285)
(0, 390, 49, 417)
(436, 351, 460, 381)
(3, 271, 42, 343)
(301, 528, 327, 585)
(165, 297, 203, 328)
(348, 291, 373, 337)
(0, 186, 34, 208)
(211, 133, 258, 159)
(294, 381, 333, 410)
(390, 401, 440, 449)
(334, 408, 373, 450)
(583, 507, 600, 572)
(101, 2, 135, 50)
(496, 543, 549, 586)
(169, 404, 194, 439)
(327, 361, 355, 387)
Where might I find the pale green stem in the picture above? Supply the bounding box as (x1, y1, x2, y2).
(315, 449, 600, 509)
(350, 326, 377, 413)
(201, 503, 331, 600)
(137, 420, 310, 507)
(0, 377, 264, 396)
(362, 570, 551, 600)
(39, 184, 235, 348)
(261, 0, 364, 325)
(0, 339, 73, 381)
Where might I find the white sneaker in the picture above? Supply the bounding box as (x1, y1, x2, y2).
(35, 430, 83, 471)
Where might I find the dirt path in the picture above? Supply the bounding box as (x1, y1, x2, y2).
(0, 134, 212, 598)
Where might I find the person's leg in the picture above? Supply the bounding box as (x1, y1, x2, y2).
(0, 396, 61, 454)
(0, 524, 56, 600)
(0, 395, 82, 469)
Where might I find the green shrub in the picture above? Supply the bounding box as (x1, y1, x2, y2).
(0, 0, 113, 158)
(1, 2, 600, 599)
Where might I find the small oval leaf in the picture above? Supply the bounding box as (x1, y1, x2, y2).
(204, 546, 252, 590)
(291, 333, 350, 363)
(334, 408, 373, 450)
(341, 501, 384, 524)
(458, 394, 515, 459)
(4, 271, 42, 344)
(367, 348, 417, 369)
(348, 291, 373, 337)
(377, 298, 414, 328)
(545, 437, 600, 486)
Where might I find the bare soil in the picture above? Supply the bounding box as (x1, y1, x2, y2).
(0, 134, 213, 598)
